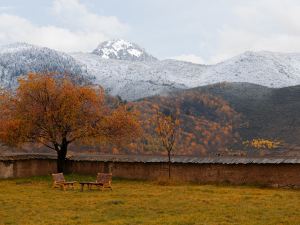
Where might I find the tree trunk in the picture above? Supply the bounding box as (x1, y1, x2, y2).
(168, 150, 171, 179)
(56, 142, 68, 173)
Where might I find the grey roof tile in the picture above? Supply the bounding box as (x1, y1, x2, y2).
(0, 153, 299, 164)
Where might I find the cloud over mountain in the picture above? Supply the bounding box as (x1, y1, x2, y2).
(0, 0, 128, 52)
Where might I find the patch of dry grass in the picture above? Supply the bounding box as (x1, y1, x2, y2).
(0, 175, 299, 225)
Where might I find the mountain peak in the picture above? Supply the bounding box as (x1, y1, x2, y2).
(92, 39, 157, 62)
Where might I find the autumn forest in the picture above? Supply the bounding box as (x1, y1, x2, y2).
(0, 72, 297, 172)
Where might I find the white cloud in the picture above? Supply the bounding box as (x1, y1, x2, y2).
(0, 0, 128, 52)
(210, 0, 300, 63)
(170, 54, 206, 64)
(52, 0, 127, 36)
(169, 0, 300, 65)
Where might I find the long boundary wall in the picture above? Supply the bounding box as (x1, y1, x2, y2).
(0, 156, 299, 187)
(0, 159, 56, 178)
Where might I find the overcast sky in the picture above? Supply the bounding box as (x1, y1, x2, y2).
(1, 0, 300, 64)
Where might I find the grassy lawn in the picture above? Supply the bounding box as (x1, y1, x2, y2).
(0, 175, 299, 225)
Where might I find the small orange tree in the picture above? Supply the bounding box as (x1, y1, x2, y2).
(134, 93, 241, 156)
(153, 105, 180, 179)
(0, 73, 141, 172)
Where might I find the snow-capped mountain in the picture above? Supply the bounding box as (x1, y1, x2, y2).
(92, 39, 157, 62)
(72, 49, 300, 100)
(0, 43, 91, 89)
(1, 41, 300, 100)
(71, 52, 206, 100)
(200, 51, 300, 88)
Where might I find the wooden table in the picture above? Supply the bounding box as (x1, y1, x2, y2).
(79, 182, 103, 191)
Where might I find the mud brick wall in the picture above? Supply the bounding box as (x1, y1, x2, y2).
(1, 158, 299, 187)
(0, 159, 56, 178)
(66, 161, 300, 187)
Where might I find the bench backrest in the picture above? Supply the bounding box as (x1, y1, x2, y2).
(52, 173, 65, 183)
(96, 173, 112, 185)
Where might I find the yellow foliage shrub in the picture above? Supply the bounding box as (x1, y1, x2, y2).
(243, 139, 281, 150)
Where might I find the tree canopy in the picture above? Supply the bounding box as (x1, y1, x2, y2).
(0, 72, 141, 171)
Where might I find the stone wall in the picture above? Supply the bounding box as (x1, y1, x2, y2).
(1, 158, 299, 187)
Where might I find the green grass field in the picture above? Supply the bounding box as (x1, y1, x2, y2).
(0, 175, 299, 225)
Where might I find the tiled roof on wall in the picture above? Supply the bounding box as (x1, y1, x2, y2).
(1, 153, 300, 164)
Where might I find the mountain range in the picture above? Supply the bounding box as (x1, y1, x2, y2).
(1, 40, 300, 100)
(1, 40, 300, 156)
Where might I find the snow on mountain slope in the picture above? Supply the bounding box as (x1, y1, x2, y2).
(73, 50, 300, 100)
(200, 51, 300, 88)
(71, 52, 206, 100)
(0, 43, 91, 89)
(92, 39, 157, 62)
(2, 41, 300, 101)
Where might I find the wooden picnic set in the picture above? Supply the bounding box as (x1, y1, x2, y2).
(52, 172, 112, 191)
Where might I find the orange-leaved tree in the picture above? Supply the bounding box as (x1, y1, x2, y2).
(0, 72, 141, 172)
(153, 104, 180, 179)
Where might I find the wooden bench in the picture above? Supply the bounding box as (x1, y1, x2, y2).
(80, 173, 112, 191)
(52, 173, 77, 191)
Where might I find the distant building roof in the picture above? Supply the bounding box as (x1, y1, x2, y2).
(1, 153, 300, 164)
